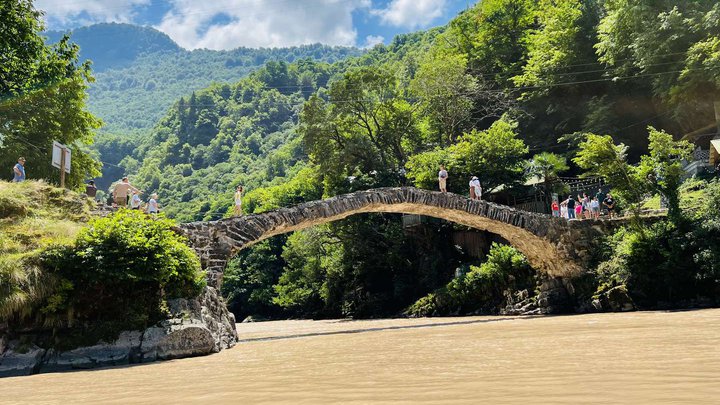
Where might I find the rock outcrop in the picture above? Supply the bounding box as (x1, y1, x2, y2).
(0, 287, 237, 377)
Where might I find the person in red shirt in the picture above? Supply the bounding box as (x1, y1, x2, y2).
(551, 200, 560, 217)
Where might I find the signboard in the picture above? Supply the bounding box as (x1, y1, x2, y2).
(52, 141, 71, 174)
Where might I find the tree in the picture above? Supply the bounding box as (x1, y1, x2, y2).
(574, 128, 691, 222)
(528, 152, 569, 206)
(0, 1, 101, 188)
(573, 133, 644, 208)
(596, 1, 720, 131)
(300, 67, 419, 192)
(406, 118, 528, 194)
(410, 54, 478, 144)
(636, 127, 692, 223)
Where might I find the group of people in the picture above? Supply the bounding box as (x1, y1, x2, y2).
(438, 165, 482, 200)
(553, 189, 616, 220)
(106, 177, 160, 214)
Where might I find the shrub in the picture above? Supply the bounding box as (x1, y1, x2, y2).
(11, 210, 205, 339)
(406, 243, 533, 316)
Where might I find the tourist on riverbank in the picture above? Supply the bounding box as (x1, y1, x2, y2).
(234, 185, 243, 216)
(438, 165, 448, 193)
(603, 193, 616, 218)
(562, 195, 576, 219)
(112, 177, 140, 207)
(147, 193, 160, 214)
(469, 176, 482, 200)
(12, 157, 26, 182)
(560, 201, 568, 219)
(551, 200, 560, 217)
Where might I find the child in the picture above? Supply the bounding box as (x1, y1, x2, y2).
(574, 201, 583, 219)
(551, 200, 560, 217)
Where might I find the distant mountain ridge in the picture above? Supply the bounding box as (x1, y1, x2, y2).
(45, 23, 181, 71)
(44, 23, 364, 134)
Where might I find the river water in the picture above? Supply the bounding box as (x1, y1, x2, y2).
(2, 309, 720, 404)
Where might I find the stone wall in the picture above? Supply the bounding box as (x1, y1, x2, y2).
(178, 187, 631, 287)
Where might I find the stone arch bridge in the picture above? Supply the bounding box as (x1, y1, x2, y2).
(178, 187, 621, 287)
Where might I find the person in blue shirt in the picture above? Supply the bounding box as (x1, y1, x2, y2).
(12, 157, 26, 182)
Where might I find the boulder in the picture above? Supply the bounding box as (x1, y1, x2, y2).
(0, 344, 46, 377)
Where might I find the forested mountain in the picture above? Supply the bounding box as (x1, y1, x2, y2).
(45, 23, 364, 135)
(124, 0, 720, 320)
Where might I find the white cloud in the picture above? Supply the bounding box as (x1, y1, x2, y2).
(372, 0, 447, 28)
(156, 0, 370, 50)
(35, 0, 150, 28)
(363, 35, 385, 48)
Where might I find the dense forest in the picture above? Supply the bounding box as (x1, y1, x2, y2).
(119, 0, 719, 320)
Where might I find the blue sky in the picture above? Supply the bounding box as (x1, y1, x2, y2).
(35, 0, 474, 50)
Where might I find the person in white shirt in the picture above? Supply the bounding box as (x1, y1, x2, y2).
(234, 185, 243, 216)
(130, 190, 142, 210)
(147, 193, 160, 214)
(469, 176, 482, 200)
(438, 165, 448, 193)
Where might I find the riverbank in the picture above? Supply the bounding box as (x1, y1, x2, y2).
(2, 309, 719, 403)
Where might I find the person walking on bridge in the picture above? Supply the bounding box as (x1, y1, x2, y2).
(469, 176, 482, 200)
(438, 165, 448, 193)
(12, 157, 26, 182)
(234, 185, 244, 216)
(562, 195, 576, 219)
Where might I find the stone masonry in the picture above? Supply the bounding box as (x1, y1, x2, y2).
(178, 187, 629, 287)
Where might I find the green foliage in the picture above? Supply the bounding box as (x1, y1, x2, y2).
(406, 118, 528, 193)
(406, 243, 533, 316)
(0, 1, 101, 188)
(221, 237, 288, 320)
(35, 210, 204, 333)
(595, 179, 720, 308)
(574, 128, 692, 220)
(410, 53, 478, 143)
(300, 66, 418, 193)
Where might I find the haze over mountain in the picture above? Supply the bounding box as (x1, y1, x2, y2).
(45, 23, 363, 135)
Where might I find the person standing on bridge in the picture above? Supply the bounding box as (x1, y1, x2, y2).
(438, 165, 448, 193)
(234, 185, 244, 216)
(469, 176, 482, 200)
(562, 195, 576, 219)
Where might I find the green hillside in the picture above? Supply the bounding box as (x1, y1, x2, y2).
(45, 23, 364, 135)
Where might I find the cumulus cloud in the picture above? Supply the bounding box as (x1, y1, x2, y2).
(372, 0, 447, 28)
(35, 0, 150, 28)
(156, 0, 370, 50)
(363, 35, 385, 48)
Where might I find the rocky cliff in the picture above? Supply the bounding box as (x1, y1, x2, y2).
(0, 287, 238, 377)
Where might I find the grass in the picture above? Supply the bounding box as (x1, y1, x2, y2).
(0, 180, 93, 322)
(639, 177, 709, 213)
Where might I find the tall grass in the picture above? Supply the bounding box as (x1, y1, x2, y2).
(0, 180, 92, 323)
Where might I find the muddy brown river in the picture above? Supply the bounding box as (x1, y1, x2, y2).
(2, 309, 720, 404)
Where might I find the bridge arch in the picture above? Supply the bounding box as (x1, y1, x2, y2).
(179, 188, 598, 287)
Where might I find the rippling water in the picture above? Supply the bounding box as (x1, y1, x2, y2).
(2, 309, 720, 404)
